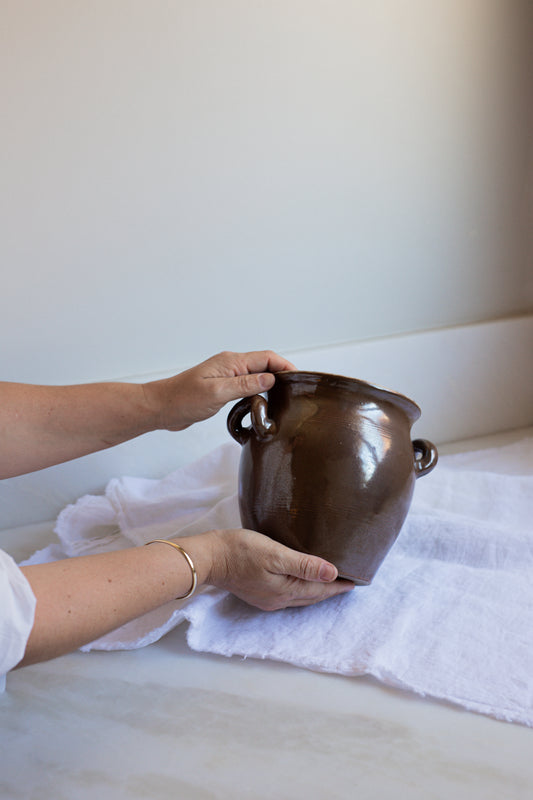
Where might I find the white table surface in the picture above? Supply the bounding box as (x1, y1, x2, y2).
(1, 429, 532, 800)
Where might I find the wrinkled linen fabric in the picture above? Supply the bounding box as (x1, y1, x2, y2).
(0, 550, 36, 691)
(22, 444, 243, 650)
(21, 437, 533, 726)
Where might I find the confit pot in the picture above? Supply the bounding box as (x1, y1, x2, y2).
(227, 371, 438, 585)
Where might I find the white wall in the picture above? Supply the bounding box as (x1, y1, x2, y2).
(1, 0, 531, 385)
(1, 1, 532, 528)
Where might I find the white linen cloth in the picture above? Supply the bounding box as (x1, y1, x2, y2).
(22, 437, 533, 726)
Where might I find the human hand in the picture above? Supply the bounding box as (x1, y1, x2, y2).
(184, 529, 355, 611)
(143, 350, 295, 432)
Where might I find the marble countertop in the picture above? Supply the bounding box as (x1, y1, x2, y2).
(1, 430, 532, 799)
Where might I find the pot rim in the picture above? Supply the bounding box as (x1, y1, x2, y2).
(274, 370, 422, 422)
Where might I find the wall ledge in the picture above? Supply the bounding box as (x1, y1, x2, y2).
(1, 314, 532, 530)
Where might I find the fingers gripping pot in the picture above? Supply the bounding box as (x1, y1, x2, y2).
(227, 371, 438, 585)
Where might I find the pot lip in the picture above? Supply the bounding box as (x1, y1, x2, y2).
(274, 370, 422, 421)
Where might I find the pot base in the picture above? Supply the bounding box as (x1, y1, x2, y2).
(338, 574, 371, 586)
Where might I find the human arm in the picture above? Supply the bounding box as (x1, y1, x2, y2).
(17, 529, 354, 668)
(0, 350, 294, 478)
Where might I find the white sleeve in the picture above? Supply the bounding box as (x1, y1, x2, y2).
(0, 549, 36, 690)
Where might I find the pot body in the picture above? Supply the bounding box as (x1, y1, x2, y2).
(227, 372, 437, 585)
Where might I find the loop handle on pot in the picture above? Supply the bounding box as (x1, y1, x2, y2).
(412, 439, 438, 478)
(227, 395, 277, 445)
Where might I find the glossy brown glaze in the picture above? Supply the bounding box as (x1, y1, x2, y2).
(227, 371, 438, 585)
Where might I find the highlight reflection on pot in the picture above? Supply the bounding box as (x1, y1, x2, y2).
(227, 371, 438, 585)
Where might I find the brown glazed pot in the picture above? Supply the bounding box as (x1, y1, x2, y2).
(227, 371, 438, 585)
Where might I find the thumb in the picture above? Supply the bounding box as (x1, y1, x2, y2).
(286, 552, 339, 583)
(229, 371, 276, 399)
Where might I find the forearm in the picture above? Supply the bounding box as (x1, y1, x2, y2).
(16, 528, 352, 668)
(17, 534, 215, 667)
(0, 351, 296, 478)
(0, 381, 159, 478)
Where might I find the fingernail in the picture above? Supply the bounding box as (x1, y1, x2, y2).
(319, 562, 337, 582)
(259, 373, 274, 390)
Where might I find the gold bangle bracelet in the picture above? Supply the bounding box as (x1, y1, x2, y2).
(145, 539, 198, 600)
